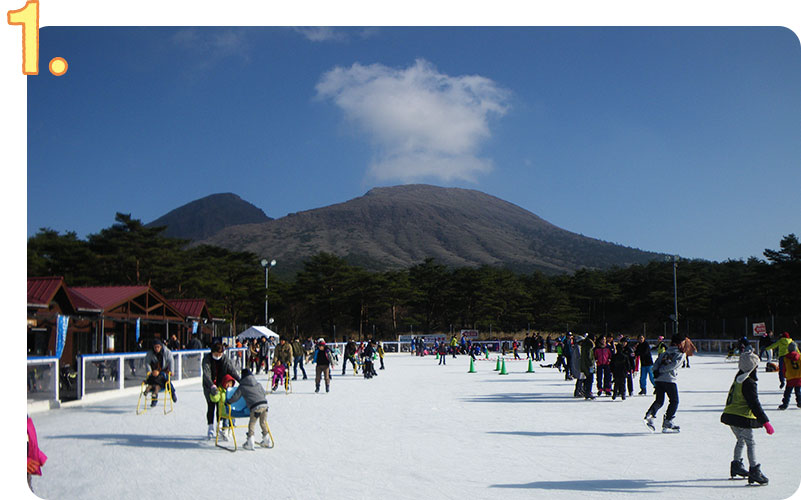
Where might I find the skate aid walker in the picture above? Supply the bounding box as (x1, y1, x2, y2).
(215, 389, 275, 451)
(136, 372, 174, 415)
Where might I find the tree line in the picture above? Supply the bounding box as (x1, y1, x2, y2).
(28, 213, 800, 340)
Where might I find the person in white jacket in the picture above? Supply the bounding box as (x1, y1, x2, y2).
(644, 334, 686, 433)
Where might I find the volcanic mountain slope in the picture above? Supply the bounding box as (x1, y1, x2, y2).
(195, 185, 665, 276)
(146, 193, 271, 241)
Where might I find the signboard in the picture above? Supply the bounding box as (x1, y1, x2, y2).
(398, 334, 446, 344)
(752, 322, 767, 336)
(460, 329, 479, 338)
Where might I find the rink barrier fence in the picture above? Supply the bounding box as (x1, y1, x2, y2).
(26, 338, 752, 411)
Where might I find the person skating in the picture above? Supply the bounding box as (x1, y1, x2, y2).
(594, 336, 613, 396)
(438, 342, 447, 366)
(342, 339, 358, 374)
(764, 332, 795, 389)
(611, 341, 632, 400)
(721, 351, 774, 485)
(273, 337, 293, 380)
(363, 340, 378, 377)
(377, 341, 386, 369)
(209, 374, 237, 441)
(202, 343, 241, 439)
(226, 368, 270, 450)
(143, 339, 177, 406)
(635, 335, 655, 395)
(313, 339, 333, 392)
(644, 334, 685, 433)
(681, 337, 697, 368)
(579, 334, 596, 400)
(291, 337, 308, 381)
(777, 341, 801, 410)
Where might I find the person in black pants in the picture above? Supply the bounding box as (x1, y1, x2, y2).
(342, 339, 358, 375)
(201, 343, 240, 439)
(644, 334, 685, 433)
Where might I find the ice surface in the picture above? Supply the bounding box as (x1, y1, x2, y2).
(25, 353, 801, 500)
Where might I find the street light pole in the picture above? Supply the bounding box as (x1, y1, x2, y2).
(671, 255, 679, 336)
(260, 258, 277, 326)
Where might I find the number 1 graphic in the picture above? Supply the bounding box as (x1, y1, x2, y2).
(7, 0, 39, 75)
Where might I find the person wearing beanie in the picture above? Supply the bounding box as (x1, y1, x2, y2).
(143, 339, 176, 407)
(643, 334, 685, 433)
(778, 341, 801, 410)
(764, 332, 796, 388)
(227, 368, 270, 450)
(721, 352, 773, 485)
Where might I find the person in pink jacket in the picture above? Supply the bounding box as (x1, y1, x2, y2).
(27, 416, 47, 492)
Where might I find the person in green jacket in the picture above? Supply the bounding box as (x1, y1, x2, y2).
(209, 374, 237, 441)
(765, 332, 795, 388)
(721, 352, 773, 485)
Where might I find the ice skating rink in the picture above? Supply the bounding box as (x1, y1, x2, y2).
(24, 353, 801, 500)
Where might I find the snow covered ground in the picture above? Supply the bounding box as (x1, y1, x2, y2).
(25, 353, 801, 500)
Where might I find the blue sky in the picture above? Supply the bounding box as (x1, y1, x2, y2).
(24, 25, 801, 262)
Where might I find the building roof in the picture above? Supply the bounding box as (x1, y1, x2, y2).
(69, 286, 149, 310)
(27, 276, 68, 308)
(169, 299, 209, 318)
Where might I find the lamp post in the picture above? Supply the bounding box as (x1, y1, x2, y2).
(260, 258, 277, 326)
(668, 255, 679, 336)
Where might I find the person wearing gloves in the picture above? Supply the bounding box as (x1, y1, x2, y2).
(313, 339, 334, 393)
(721, 351, 773, 485)
(143, 339, 177, 406)
(764, 332, 796, 388)
(644, 333, 685, 433)
(202, 343, 241, 439)
(226, 368, 270, 450)
(778, 341, 801, 410)
(209, 374, 237, 442)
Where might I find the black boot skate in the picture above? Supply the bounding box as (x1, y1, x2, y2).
(730, 459, 748, 479)
(747, 464, 768, 485)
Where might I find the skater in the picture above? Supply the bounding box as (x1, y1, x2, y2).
(611, 340, 632, 400)
(343, 339, 358, 374)
(291, 337, 308, 381)
(635, 335, 655, 395)
(644, 334, 685, 433)
(313, 338, 333, 393)
(655, 336, 667, 355)
(579, 334, 596, 400)
(202, 342, 241, 439)
(512, 340, 521, 360)
(594, 336, 613, 396)
(681, 337, 697, 367)
(270, 363, 287, 391)
(377, 341, 386, 369)
(143, 339, 176, 406)
(777, 341, 801, 410)
(27, 416, 47, 493)
(438, 342, 447, 366)
(620, 337, 636, 396)
(764, 332, 795, 389)
(209, 374, 237, 441)
(273, 337, 293, 380)
(226, 368, 270, 450)
(721, 351, 773, 485)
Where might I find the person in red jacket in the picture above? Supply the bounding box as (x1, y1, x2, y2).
(594, 336, 613, 396)
(778, 341, 801, 410)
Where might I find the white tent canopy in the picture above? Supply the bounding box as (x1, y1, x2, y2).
(237, 326, 279, 341)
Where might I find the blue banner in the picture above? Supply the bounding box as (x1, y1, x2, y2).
(136, 318, 141, 342)
(55, 314, 69, 358)
(192, 321, 198, 334)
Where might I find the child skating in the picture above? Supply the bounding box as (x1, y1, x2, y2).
(777, 341, 801, 410)
(720, 352, 773, 485)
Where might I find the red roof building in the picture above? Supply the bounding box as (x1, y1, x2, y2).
(27, 277, 220, 364)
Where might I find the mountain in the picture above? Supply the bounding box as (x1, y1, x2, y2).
(193, 185, 666, 276)
(146, 193, 271, 241)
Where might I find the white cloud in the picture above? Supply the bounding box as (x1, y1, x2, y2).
(294, 27, 378, 43)
(171, 29, 250, 68)
(316, 59, 510, 183)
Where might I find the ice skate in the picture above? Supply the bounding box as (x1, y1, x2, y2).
(644, 415, 656, 432)
(218, 428, 229, 442)
(661, 418, 680, 433)
(259, 433, 273, 448)
(747, 464, 768, 485)
(778, 403, 787, 410)
(243, 436, 255, 450)
(730, 459, 748, 479)
(207, 424, 215, 440)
